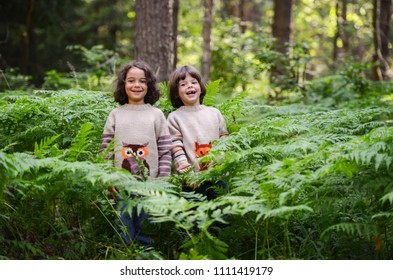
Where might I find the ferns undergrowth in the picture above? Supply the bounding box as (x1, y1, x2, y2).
(0, 81, 392, 260)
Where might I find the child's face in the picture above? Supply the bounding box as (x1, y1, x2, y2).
(125, 67, 147, 105)
(178, 73, 201, 106)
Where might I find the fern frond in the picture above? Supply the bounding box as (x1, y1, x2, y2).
(321, 223, 377, 239)
(372, 212, 393, 219)
(64, 123, 94, 161)
(259, 205, 313, 221)
(34, 134, 62, 159)
(206, 79, 221, 96)
(380, 191, 393, 205)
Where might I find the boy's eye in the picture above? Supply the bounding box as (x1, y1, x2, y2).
(127, 79, 146, 84)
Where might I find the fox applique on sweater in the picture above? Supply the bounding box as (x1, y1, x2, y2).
(194, 141, 212, 171)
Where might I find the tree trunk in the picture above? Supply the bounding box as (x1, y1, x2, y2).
(135, 0, 178, 82)
(270, 0, 293, 99)
(23, 0, 36, 74)
(380, 0, 391, 74)
(372, 0, 391, 81)
(333, 0, 348, 62)
(272, 0, 293, 56)
(201, 0, 213, 83)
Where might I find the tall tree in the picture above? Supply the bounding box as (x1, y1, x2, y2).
(135, 0, 178, 82)
(272, 0, 293, 56)
(333, 0, 349, 62)
(270, 0, 294, 98)
(201, 0, 213, 82)
(372, 0, 391, 80)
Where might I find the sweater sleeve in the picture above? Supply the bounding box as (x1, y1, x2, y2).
(101, 111, 115, 159)
(218, 110, 229, 138)
(155, 111, 172, 177)
(167, 113, 192, 173)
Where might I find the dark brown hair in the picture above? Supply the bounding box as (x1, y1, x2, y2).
(169, 65, 206, 108)
(114, 60, 160, 105)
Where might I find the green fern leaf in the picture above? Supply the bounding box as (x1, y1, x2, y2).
(65, 122, 94, 161)
(34, 134, 62, 159)
(321, 223, 377, 239)
(206, 79, 221, 96)
(380, 191, 393, 205)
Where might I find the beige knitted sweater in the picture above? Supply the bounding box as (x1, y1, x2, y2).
(101, 104, 172, 178)
(167, 104, 228, 172)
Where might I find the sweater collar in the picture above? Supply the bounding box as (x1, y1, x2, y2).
(178, 104, 204, 112)
(121, 103, 152, 111)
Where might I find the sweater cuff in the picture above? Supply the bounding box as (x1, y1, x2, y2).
(177, 162, 192, 173)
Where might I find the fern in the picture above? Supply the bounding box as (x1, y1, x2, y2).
(1, 82, 393, 259)
(64, 123, 95, 161)
(321, 223, 377, 239)
(380, 191, 393, 205)
(34, 134, 62, 159)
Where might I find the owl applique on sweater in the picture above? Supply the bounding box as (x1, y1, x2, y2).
(121, 142, 150, 178)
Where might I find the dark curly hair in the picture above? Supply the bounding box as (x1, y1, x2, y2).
(114, 60, 160, 105)
(169, 65, 206, 108)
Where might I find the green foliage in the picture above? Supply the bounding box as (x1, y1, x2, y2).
(42, 70, 76, 90)
(157, 82, 173, 117)
(0, 89, 114, 153)
(258, 42, 312, 98)
(0, 68, 32, 91)
(0, 78, 392, 260)
(211, 19, 270, 96)
(64, 45, 120, 89)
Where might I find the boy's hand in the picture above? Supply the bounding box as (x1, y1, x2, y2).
(108, 186, 119, 200)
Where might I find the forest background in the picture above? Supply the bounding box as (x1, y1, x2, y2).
(0, 0, 392, 260)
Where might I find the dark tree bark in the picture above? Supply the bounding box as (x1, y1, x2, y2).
(372, 0, 391, 81)
(333, 0, 349, 61)
(272, 0, 293, 56)
(201, 0, 213, 83)
(270, 0, 293, 98)
(135, 0, 178, 82)
(23, 0, 36, 74)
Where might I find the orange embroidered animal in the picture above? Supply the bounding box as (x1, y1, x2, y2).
(194, 141, 212, 171)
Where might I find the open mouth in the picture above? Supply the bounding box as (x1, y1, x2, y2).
(186, 90, 196, 96)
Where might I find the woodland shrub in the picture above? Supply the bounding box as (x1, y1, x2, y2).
(0, 79, 392, 260)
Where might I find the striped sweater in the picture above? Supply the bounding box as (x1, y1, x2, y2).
(101, 103, 172, 178)
(167, 104, 228, 173)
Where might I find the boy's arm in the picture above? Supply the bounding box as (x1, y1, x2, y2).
(167, 116, 192, 173)
(218, 110, 229, 138)
(101, 113, 115, 160)
(156, 112, 173, 177)
(157, 134, 172, 177)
